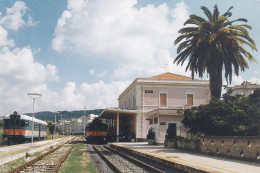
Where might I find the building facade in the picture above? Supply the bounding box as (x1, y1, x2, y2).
(230, 81, 260, 97)
(56, 113, 98, 135)
(100, 72, 211, 143)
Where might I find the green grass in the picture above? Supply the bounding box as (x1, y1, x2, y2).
(59, 143, 97, 173)
(0, 128, 3, 142)
(0, 156, 26, 173)
(0, 150, 44, 172)
(33, 151, 42, 157)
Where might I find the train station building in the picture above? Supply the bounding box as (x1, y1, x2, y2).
(99, 72, 211, 143)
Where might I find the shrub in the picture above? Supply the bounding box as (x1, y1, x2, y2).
(147, 128, 155, 140)
(182, 88, 260, 136)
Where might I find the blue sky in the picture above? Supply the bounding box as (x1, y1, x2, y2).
(0, 0, 259, 115)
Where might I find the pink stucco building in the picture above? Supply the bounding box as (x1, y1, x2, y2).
(100, 72, 211, 143)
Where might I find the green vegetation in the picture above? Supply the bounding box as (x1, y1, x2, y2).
(0, 156, 26, 173)
(147, 128, 155, 140)
(174, 5, 257, 99)
(0, 120, 4, 145)
(25, 109, 103, 122)
(182, 89, 260, 136)
(59, 143, 97, 173)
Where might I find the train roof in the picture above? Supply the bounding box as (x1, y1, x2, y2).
(3, 114, 47, 125)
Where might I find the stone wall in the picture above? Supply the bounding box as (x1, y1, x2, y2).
(165, 136, 260, 162)
(200, 136, 260, 161)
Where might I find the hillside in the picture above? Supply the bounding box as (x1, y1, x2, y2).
(26, 109, 104, 122)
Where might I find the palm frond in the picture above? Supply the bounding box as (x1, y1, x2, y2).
(201, 6, 213, 21)
(174, 35, 188, 45)
(223, 18, 248, 27)
(178, 27, 199, 34)
(189, 15, 206, 23)
(213, 5, 219, 22)
(184, 18, 201, 26)
(223, 6, 233, 17)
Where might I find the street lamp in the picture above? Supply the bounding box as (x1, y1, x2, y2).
(84, 106, 86, 137)
(28, 93, 41, 145)
(53, 112, 59, 140)
(61, 114, 64, 136)
(60, 113, 64, 136)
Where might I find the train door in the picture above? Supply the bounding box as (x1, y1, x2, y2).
(39, 123, 41, 139)
(11, 114, 20, 144)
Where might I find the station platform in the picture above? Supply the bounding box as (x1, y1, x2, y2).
(110, 142, 260, 173)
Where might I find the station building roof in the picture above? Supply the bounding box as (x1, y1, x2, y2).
(99, 108, 138, 119)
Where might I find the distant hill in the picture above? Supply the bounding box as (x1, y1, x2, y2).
(26, 109, 103, 122)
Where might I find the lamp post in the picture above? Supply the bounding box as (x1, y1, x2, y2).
(53, 112, 59, 140)
(28, 93, 41, 145)
(84, 106, 86, 137)
(60, 114, 64, 136)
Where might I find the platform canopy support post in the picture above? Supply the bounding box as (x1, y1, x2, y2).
(116, 112, 119, 142)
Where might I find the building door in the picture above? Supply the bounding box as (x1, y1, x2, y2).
(168, 123, 176, 138)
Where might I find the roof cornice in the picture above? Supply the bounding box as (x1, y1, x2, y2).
(118, 77, 209, 100)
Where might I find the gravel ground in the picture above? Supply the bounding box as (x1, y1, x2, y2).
(108, 145, 187, 173)
(87, 144, 114, 173)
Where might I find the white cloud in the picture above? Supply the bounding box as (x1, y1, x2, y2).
(0, 45, 130, 114)
(52, 0, 189, 78)
(0, 26, 14, 47)
(80, 80, 131, 109)
(36, 80, 130, 112)
(0, 47, 60, 115)
(0, 1, 37, 31)
(89, 68, 95, 75)
(248, 77, 260, 84)
(46, 64, 60, 82)
(0, 1, 133, 115)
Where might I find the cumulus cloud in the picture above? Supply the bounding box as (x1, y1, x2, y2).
(37, 80, 130, 112)
(0, 26, 14, 47)
(80, 80, 131, 109)
(0, 1, 141, 115)
(0, 45, 130, 114)
(0, 1, 38, 31)
(0, 47, 60, 115)
(52, 0, 190, 78)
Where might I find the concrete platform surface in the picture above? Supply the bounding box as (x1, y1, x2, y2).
(111, 142, 260, 173)
(0, 136, 72, 166)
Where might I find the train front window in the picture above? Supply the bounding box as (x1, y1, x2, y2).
(20, 120, 25, 127)
(26, 121, 29, 127)
(10, 119, 14, 127)
(4, 119, 10, 128)
(16, 119, 19, 127)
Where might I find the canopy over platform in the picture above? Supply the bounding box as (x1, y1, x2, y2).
(99, 108, 139, 119)
(99, 108, 139, 142)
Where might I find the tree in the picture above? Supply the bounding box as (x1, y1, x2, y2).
(174, 5, 257, 98)
(182, 89, 260, 136)
(47, 122, 55, 135)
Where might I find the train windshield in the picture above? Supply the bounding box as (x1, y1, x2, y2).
(4, 119, 10, 128)
(20, 120, 25, 127)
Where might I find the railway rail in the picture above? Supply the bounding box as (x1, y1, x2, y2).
(7, 137, 77, 173)
(92, 145, 164, 173)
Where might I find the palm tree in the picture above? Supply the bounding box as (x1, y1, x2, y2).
(174, 5, 257, 99)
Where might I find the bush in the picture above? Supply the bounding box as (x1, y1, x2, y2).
(182, 88, 260, 136)
(147, 128, 155, 140)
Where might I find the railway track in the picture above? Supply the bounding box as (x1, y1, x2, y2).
(93, 145, 164, 173)
(7, 137, 77, 173)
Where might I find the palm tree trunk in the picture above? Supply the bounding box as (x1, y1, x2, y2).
(209, 65, 222, 99)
